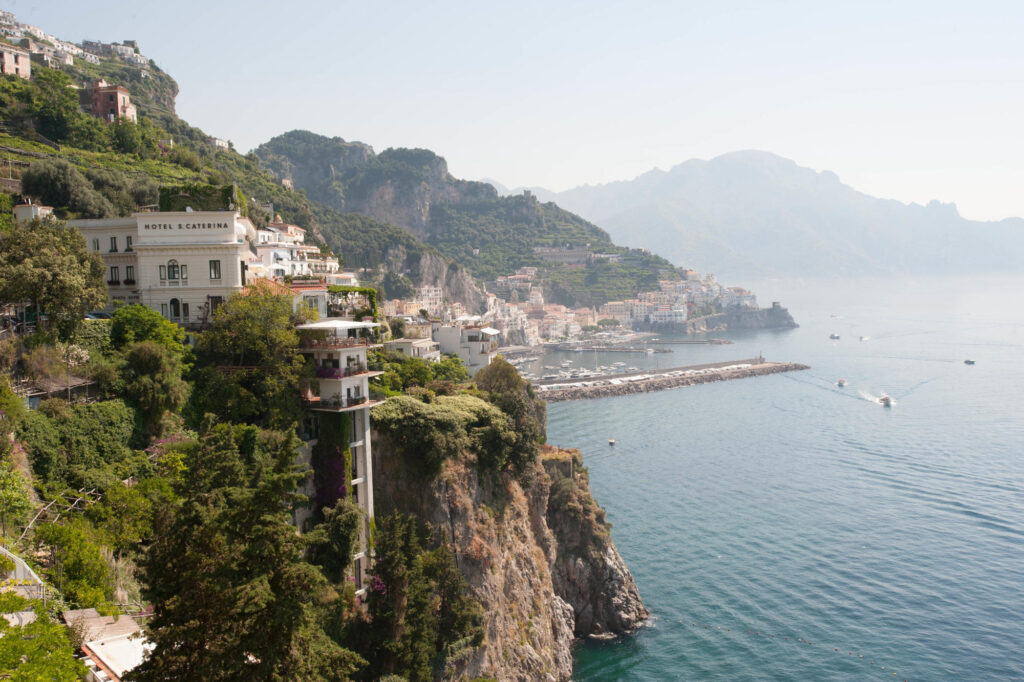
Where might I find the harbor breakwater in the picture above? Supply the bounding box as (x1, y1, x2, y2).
(536, 360, 809, 402)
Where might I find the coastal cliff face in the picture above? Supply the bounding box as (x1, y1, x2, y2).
(381, 244, 486, 312)
(372, 438, 647, 681)
(687, 305, 798, 333)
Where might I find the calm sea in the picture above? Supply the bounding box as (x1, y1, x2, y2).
(539, 276, 1024, 681)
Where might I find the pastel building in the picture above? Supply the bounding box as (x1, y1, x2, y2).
(68, 211, 257, 325)
(384, 337, 441, 362)
(82, 80, 137, 123)
(431, 322, 498, 375)
(0, 43, 30, 78)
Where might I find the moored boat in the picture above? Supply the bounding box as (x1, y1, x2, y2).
(964, 359, 975, 365)
(880, 395, 892, 407)
(837, 378, 847, 387)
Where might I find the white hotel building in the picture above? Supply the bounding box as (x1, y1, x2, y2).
(69, 211, 257, 326)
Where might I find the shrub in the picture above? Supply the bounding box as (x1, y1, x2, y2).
(20, 159, 115, 218)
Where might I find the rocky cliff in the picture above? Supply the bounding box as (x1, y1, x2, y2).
(637, 305, 799, 334)
(382, 245, 486, 312)
(371, 438, 647, 681)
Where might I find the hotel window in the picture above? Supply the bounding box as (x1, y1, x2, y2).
(125, 265, 134, 282)
(210, 295, 224, 313)
(109, 236, 117, 252)
(209, 260, 221, 280)
(166, 260, 181, 280)
(109, 266, 119, 282)
(182, 303, 189, 320)
(92, 238, 99, 251)
(160, 303, 168, 317)
(125, 236, 133, 251)
(159, 265, 166, 281)
(179, 264, 188, 280)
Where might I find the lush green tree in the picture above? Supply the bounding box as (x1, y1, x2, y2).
(474, 357, 546, 475)
(84, 168, 158, 216)
(431, 355, 470, 383)
(387, 317, 407, 339)
(24, 69, 82, 144)
(168, 146, 202, 171)
(188, 281, 305, 429)
(16, 399, 138, 490)
(371, 395, 516, 478)
(357, 513, 483, 681)
(110, 304, 186, 358)
(20, 159, 116, 218)
(0, 459, 32, 537)
(0, 595, 89, 681)
(0, 217, 108, 339)
(111, 119, 145, 155)
(307, 498, 363, 583)
(35, 518, 115, 608)
(132, 424, 365, 681)
(122, 341, 189, 436)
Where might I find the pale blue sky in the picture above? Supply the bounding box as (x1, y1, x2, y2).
(20, 0, 1024, 220)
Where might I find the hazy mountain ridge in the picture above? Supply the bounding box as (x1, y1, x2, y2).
(492, 151, 1024, 278)
(254, 131, 682, 306)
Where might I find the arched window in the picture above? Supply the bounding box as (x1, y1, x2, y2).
(169, 298, 181, 319)
(167, 260, 180, 280)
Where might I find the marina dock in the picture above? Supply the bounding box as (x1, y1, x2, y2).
(534, 358, 809, 402)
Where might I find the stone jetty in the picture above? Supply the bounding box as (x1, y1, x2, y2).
(535, 359, 809, 402)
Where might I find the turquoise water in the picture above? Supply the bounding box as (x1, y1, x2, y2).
(544, 277, 1024, 681)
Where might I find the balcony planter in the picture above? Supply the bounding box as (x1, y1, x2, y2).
(106, 280, 120, 285)
(316, 367, 344, 379)
(123, 279, 136, 285)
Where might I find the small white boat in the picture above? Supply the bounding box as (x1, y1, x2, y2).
(880, 395, 892, 408)
(829, 333, 841, 340)
(608, 438, 616, 446)
(836, 378, 847, 387)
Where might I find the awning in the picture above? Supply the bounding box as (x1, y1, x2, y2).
(296, 318, 380, 331)
(479, 327, 500, 335)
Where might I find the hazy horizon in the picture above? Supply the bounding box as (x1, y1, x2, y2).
(26, 0, 1024, 222)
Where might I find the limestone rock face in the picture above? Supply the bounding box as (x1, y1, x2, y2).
(379, 244, 485, 312)
(372, 440, 647, 681)
(542, 453, 649, 638)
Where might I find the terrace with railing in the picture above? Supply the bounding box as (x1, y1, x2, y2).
(315, 363, 369, 378)
(300, 336, 375, 351)
(301, 393, 383, 412)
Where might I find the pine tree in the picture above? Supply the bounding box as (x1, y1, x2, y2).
(129, 424, 364, 681)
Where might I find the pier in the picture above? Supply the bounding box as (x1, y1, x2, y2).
(533, 358, 809, 402)
(550, 344, 672, 354)
(647, 338, 733, 345)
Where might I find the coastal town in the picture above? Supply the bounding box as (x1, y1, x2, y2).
(0, 9, 798, 681)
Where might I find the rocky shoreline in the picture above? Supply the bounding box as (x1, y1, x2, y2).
(539, 361, 809, 402)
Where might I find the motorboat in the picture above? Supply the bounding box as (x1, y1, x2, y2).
(964, 359, 976, 365)
(608, 438, 616, 446)
(836, 378, 847, 387)
(829, 333, 841, 340)
(879, 395, 892, 407)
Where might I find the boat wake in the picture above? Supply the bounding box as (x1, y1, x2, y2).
(858, 390, 893, 406)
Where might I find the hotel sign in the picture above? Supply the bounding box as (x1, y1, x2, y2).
(142, 220, 232, 232)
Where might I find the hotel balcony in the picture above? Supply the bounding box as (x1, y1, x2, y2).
(301, 336, 378, 351)
(302, 393, 384, 413)
(314, 364, 384, 379)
